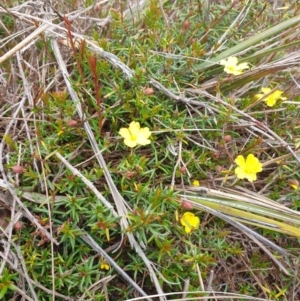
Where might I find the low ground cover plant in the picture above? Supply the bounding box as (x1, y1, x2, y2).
(1, 0, 300, 300)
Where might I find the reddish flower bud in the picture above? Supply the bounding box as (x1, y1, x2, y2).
(143, 87, 154, 96)
(12, 165, 24, 174)
(179, 166, 186, 174)
(67, 119, 79, 127)
(14, 221, 23, 231)
(182, 199, 194, 210)
(183, 20, 190, 30)
(223, 135, 232, 143)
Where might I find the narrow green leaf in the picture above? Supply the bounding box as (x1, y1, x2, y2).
(0, 286, 8, 299)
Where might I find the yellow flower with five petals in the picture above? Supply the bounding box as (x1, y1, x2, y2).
(234, 154, 263, 182)
(180, 212, 200, 234)
(255, 87, 286, 107)
(119, 121, 151, 148)
(219, 56, 249, 75)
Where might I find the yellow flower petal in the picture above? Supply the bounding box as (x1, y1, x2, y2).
(136, 127, 151, 145)
(119, 128, 131, 139)
(237, 62, 249, 70)
(219, 60, 225, 65)
(261, 87, 272, 94)
(180, 212, 200, 234)
(124, 138, 138, 148)
(128, 121, 141, 135)
(227, 56, 238, 65)
(235, 167, 249, 180)
(246, 154, 263, 172)
(234, 155, 245, 166)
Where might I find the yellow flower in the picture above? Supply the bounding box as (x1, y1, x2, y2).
(119, 121, 151, 148)
(192, 180, 200, 186)
(219, 56, 249, 75)
(255, 87, 286, 107)
(234, 154, 263, 182)
(100, 262, 110, 270)
(180, 212, 200, 234)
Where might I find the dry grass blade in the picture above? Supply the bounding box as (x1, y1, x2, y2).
(0, 189, 59, 247)
(51, 39, 131, 232)
(125, 291, 273, 301)
(149, 78, 213, 112)
(0, 240, 38, 301)
(0, 23, 49, 64)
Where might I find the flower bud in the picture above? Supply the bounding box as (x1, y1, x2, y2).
(67, 119, 79, 127)
(179, 166, 186, 174)
(223, 135, 232, 143)
(14, 221, 23, 231)
(183, 20, 190, 30)
(181, 199, 194, 210)
(143, 87, 154, 96)
(12, 165, 24, 174)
